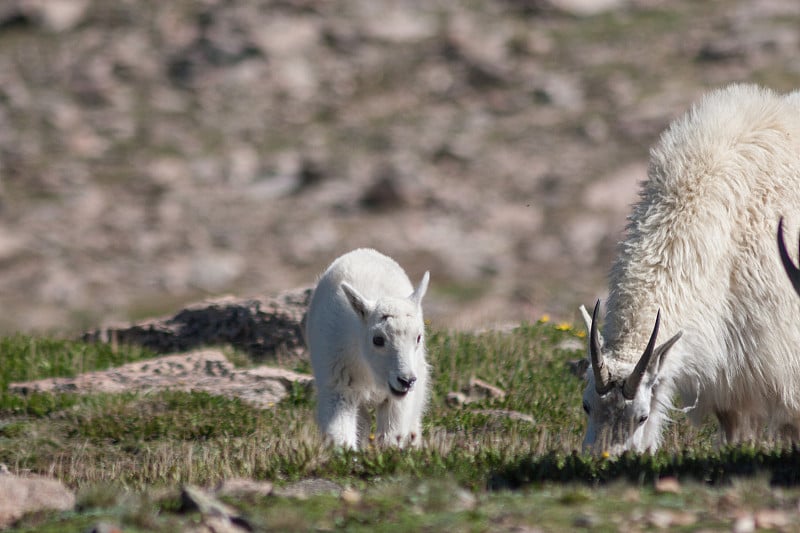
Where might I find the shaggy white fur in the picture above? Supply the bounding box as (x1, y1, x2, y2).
(304, 248, 430, 449)
(581, 83, 800, 455)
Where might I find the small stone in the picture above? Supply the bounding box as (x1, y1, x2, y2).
(465, 377, 506, 401)
(646, 509, 673, 529)
(85, 522, 124, 533)
(0, 474, 75, 529)
(446, 391, 468, 407)
(622, 488, 640, 503)
(654, 476, 681, 494)
(216, 478, 274, 498)
(671, 512, 698, 526)
(474, 409, 535, 424)
(272, 479, 342, 500)
(181, 485, 239, 518)
(360, 166, 411, 211)
(732, 512, 756, 533)
(718, 491, 741, 512)
(545, 0, 626, 16)
(341, 488, 362, 504)
(754, 509, 790, 529)
(25, 0, 90, 32)
(573, 513, 598, 528)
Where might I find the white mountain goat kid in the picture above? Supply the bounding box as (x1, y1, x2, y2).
(305, 248, 430, 448)
(581, 84, 800, 455)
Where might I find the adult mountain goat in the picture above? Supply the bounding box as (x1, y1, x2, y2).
(581, 84, 800, 455)
(305, 248, 430, 449)
(778, 218, 800, 297)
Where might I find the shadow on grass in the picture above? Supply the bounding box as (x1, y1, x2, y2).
(490, 447, 800, 489)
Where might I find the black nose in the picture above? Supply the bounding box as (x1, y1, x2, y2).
(397, 376, 417, 390)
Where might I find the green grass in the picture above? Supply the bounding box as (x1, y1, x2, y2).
(2, 325, 800, 531)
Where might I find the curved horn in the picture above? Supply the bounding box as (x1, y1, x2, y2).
(590, 300, 612, 394)
(778, 217, 800, 297)
(622, 309, 661, 400)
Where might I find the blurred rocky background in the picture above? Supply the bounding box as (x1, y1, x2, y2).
(1, 0, 799, 334)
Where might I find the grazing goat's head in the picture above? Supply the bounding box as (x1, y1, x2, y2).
(341, 272, 429, 399)
(580, 300, 682, 456)
(778, 217, 800, 297)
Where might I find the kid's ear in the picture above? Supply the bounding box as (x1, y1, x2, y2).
(410, 271, 430, 306)
(341, 282, 373, 322)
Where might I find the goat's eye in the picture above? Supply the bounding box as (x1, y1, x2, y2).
(416, 334, 421, 344)
(582, 401, 590, 414)
(638, 415, 649, 425)
(372, 335, 385, 347)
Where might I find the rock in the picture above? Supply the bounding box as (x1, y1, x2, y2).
(646, 509, 673, 529)
(360, 165, 412, 211)
(446, 391, 468, 407)
(732, 513, 756, 533)
(215, 478, 274, 498)
(473, 409, 535, 423)
(181, 485, 252, 532)
(181, 484, 238, 516)
(447, 378, 508, 407)
(272, 479, 342, 500)
(583, 163, 646, 213)
(10, 350, 313, 409)
(465, 377, 506, 401)
(544, 0, 627, 16)
(646, 510, 697, 528)
(340, 488, 362, 505)
(0, 473, 75, 529)
(189, 252, 245, 292)
(754, 509, 790, 529)
(671, 511, 697, 527)
(80, 288, 312, 361)
(22, 0, 90, 32)
(533, 73, 585, 113)
(187, 516, 250, 533)
(361, 6, 436, 43)
(85, 522, 124, 533)
(572, 513, 599, 528)
(654, 476, 681, 494)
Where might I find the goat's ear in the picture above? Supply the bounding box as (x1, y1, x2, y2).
(579, 304, 604, 348)
(410, 271, 430, 306)
(652, 331, 682, 375)
(341, 282, 373, 322)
